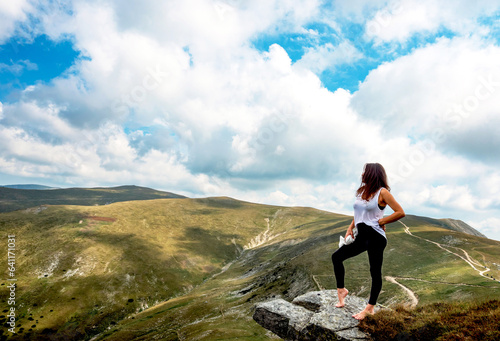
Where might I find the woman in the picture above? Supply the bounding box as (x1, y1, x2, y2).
(331, 163, 405, 320)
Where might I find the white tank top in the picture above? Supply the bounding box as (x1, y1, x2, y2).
(353, 187, 386, 238)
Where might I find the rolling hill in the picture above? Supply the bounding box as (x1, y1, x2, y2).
(0, 193, 498, 340)
(438, 218, 487, 238)
(0, 185, 186, 213)
(1, 185, 55, 190)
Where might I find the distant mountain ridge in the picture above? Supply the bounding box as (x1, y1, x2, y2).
(438, 218, 486, 238)
(401, 215, 486, 238)
(0, 185, 186, 212)
(2, 184, 56, 190)
(0, 185, 487, 239)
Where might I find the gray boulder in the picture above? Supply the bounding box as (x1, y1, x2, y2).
(253, 290, 378, 340)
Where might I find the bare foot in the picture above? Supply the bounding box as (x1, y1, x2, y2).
(352, 304, 375, 320)
(336, 288, 349, 308)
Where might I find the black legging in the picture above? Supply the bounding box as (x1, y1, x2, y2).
(331, 223, 387, 305)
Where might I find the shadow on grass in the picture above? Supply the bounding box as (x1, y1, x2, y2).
(175, 226, 242, 262)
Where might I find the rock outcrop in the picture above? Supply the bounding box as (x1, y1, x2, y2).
(253, 290, 379, 340)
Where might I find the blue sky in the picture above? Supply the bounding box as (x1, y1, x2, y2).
(0, 35, 80, 100)
(1, 0, 500, 241)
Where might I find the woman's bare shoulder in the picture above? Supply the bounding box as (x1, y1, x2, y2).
(379, 188, 391, 201)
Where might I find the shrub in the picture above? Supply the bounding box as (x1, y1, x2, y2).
(359, 300, 500, 341)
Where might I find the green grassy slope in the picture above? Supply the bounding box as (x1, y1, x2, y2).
(0, 197, 498, 340)
(0, 197, 316, 340)
(93, 209, 499, 341)
(0, 185, 186, 213)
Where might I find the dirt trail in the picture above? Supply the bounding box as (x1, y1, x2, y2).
(385, 276, 419, 307)
(379, 221, 496, 307)
(399, 221, 493, 281)
(312, 275, 325, 290)
(387, 277, 483, 287)
(383, 275, 486, 308)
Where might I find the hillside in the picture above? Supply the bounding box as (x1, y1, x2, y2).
(0, 197, 498, 340)
(1, 185, 55, 190)
(0, 185, 186, 213)
(438, 218, 487, 238)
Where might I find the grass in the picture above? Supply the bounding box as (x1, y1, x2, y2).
(0, 194, 499, 340)
(0, 185, 185, 212)
(93, 210, 500, 340)
(359, 299, 500, 341)
(0, 198, 325, 340)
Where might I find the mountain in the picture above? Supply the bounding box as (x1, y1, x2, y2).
(0, 196, 498, 340)
(1, 184, 56, 190)
(438, 218, 487, 238)
(0, 185, 186, 213)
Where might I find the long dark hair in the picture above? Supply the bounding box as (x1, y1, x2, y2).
(356, 163, 390, 201)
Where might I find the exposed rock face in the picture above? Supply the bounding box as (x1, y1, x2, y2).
(253, 290, 378, 340)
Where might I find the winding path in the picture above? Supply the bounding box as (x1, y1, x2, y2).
(399, 221, 493, 280)
(381, 221, 499, 306)
(312, 275, 325, 290)
(385, 276, 419, 307)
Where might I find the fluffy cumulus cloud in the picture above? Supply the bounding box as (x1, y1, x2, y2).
(0, 0, 33, 43)
(352, 37, 500, 157)
(364, 0, 500, 43)
(295, 41, 363, 74)
(1, 0, 500, 240)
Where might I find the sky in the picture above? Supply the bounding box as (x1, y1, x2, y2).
(1, 1, 500, 241)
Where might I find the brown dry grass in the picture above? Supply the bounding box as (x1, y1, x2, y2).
(85, 216, 117, 222)
(359, 300, 500, 341)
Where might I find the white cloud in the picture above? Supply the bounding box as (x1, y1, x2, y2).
(1, 101, 75, 140)
(223, 179, 357, 217)
(332, 0, 384, 21)
(415, 185, 475, 212)
(275, 145, 285, 155)
(295, 41, 363, 74)
(0, 0, 33, 43)
(266, 190, 290, 205)
(39, 0, 321, 59)
(352, 36, 500, 165)
(0, 59, 38, 74)
(0, 121, 216, 194)
(8, 0, 372, 184)
(469, 217, 500, 242)
(365, 0, 500, 43)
